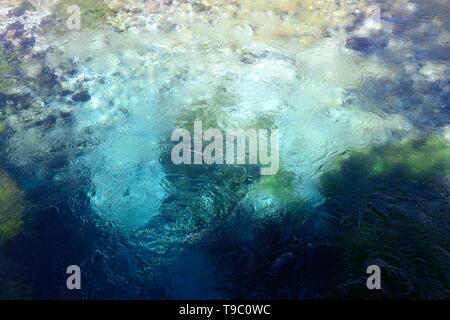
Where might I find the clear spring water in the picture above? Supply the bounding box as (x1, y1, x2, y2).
(0, 0, 449, 299)
(32, 30, 412, 232)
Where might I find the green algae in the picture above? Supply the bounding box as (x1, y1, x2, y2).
(257, 170, 294, 196)
(0, 121, 7, 135)
(329, 187, 450, 299)
(0, 172, 29, 299)
(0, 172, 24, 245)
(321, 135, 450, 197)
(55, 0, 118, 29)
(192, 1, 211, 12)
(174, 87, 237, 132)
(320, 135, 450, 299)
(0, 50, 16, 93)
(250, 169, 303, 205)
(0, 58, 11, 76)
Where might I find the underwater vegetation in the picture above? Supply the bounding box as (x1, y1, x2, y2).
(175, 87, 237, 132)
(321, 135, 450, 299)
(55, 0, 118, 28)
(0, 121, 7, 135)
(251, 170, 299, 203)
(243, 168, 305, 214)
(178, 135, 450, 299)
(0, 171, 24, 244)
(321, 135, 450, 195)
(0, 51, 12, 78)
(0, 171, 29, 299)
(167, 206, 334, 299)
(0, 49, 16, 93)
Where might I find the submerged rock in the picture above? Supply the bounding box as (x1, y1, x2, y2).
(346, 36, 387, 54)
(7, 1, 36, 17)
(239, 52, 257, 64)
(32, 114, 57, 131)
(158, 21, 177, 33)
(192, 2, 209, 13)
(346, 37, 371, 51)
(38, 67, 59, 89)
(71, 90, 91, 102)
(60, 89, 73, 96)
(0, 91, 33, 109)
(5, 21, 25, 39)
(20, 37, 35, 50)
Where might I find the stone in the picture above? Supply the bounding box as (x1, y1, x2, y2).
(6, 22, 25, 39)
(159, 21, 177, 33)
(148, 1, 160, 13)
(6, 29, 17, 40)
(72, 91, 91, 102)
(7, 1, 36, 17)
(33, 114, 57, 131)
(345, 36, 387, 54)
(20, 37, 35, 50)
(22, 60, 42, 78)
(39, 67, 59, 88)
(192, 1, 209, 12)
(60, 89, 73, 96)
(240, 53, 257, 64)
(346, 37, 372, 52)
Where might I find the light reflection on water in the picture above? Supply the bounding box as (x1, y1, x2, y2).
(0, 0, 449, 299)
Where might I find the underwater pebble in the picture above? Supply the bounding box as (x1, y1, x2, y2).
(7, 0, 35, 17)
(5, 21, 25, 38)
(71, 91, 91, 102)
(20, 36, 35, 50)
(148, 1, 160, 13)
(159, 21, 177, 33)
(346, 35, 388, 54)
(346, 36, 372, 52)
(38, 66, 59, 88)
(32, 114, 57, 131)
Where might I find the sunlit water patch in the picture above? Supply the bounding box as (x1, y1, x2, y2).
(17, 27, 412, 232)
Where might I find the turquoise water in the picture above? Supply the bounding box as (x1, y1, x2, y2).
(39, 31, 411, 231)
(0, 0, 449, 299)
